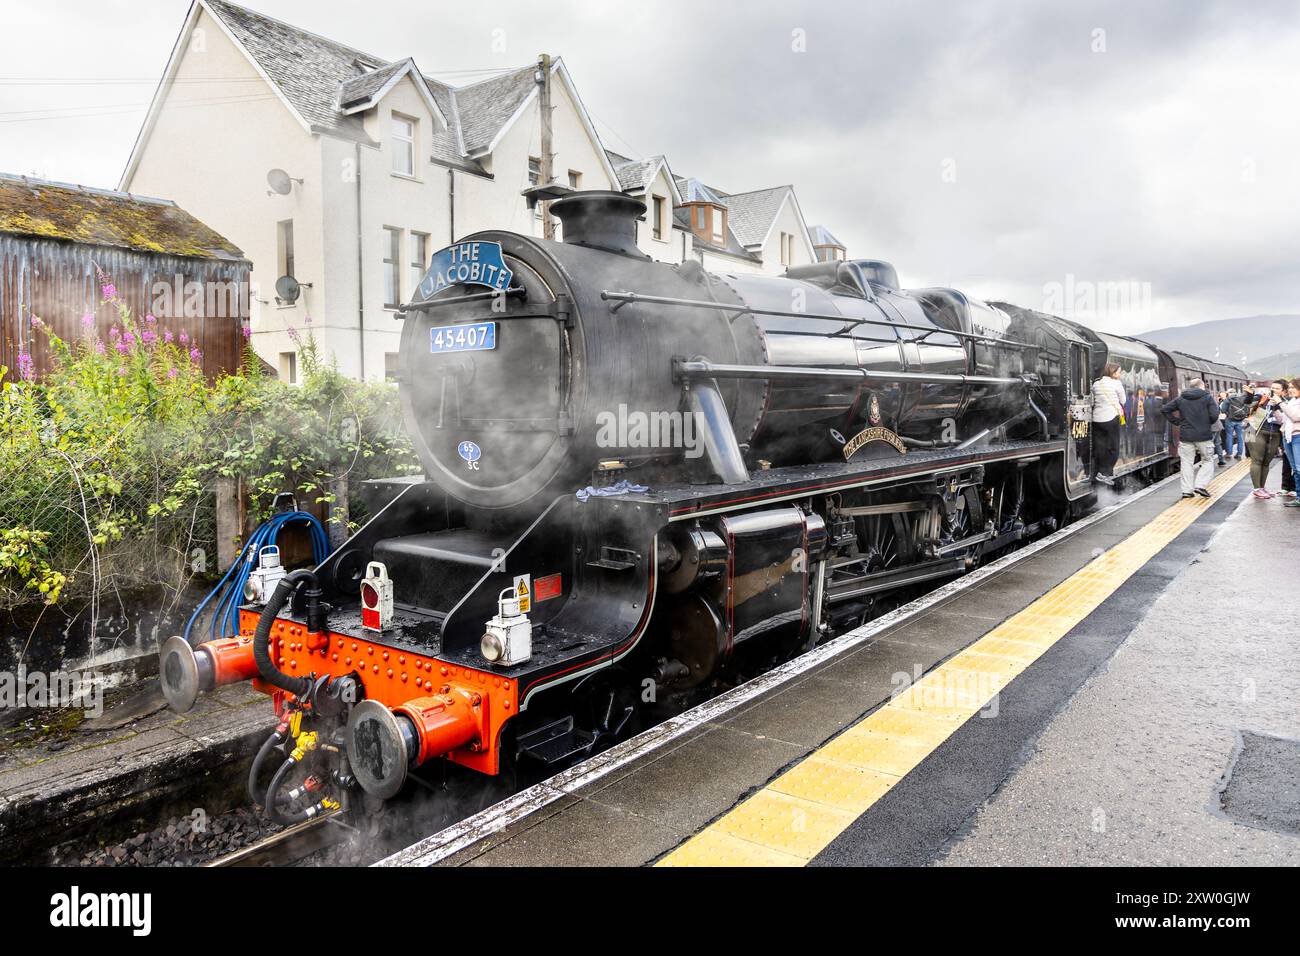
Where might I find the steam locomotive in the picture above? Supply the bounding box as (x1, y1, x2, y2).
(159, 191, 1245, 817)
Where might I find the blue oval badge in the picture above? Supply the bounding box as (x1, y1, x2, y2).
(457, 440, 482, 463)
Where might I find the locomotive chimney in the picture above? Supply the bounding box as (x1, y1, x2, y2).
(550, 190, 649, 259)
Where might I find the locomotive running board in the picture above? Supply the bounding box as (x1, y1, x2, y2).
(590, 439, 1064, 522)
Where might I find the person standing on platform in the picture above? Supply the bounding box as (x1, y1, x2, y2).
(1092, 362, 1126, 486)
(1280, 379, 1300, 506)
(1224, 386, 1251, 460)
(1249, 380, 1287, 500)
(1212, 392, 1228, 466)
(1161, 377, 1219, 499)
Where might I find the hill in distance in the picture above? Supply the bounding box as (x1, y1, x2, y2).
(1140, 315, 1297, 376)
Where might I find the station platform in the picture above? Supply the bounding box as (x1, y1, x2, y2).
(380, 459, 1300, 867)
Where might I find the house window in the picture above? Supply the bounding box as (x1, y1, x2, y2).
(392, 114, 417, 176)
(712, 207, 725, 244)
(652, 196, 665, 240)
(277, 219, 295, 279)
(568, 170, 582, 189)
(410, 231, 429, 293)
(279, 351, 298, 385)
(384, 352, 400, 381)
(383, 226, 402, 308)
(780, 232, 793, 265)
(528, 157, 542, 219)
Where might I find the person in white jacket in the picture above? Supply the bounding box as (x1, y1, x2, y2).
(1280, 379, 1300, 507)
(1091, 362, 1127, 485)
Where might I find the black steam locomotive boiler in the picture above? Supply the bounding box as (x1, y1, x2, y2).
(159, 191, 1183, 814)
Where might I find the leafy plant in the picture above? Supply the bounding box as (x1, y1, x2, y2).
(0, 276, 418, 612)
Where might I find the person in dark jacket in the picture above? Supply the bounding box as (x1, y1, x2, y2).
(1161, 378, 1219, 498)
(1224, 387, 1252, 460)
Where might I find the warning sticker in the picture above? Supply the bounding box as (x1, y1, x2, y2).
(512, 574, 531, 613)
(535, 573, 562, 603)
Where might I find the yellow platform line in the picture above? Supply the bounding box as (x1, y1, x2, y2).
(657, 461, 1249, 866)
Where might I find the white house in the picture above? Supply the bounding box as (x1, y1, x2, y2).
(122, 0, 843, 381)
(122, 0, 630, 381)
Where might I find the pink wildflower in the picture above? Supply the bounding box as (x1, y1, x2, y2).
(122, 331, 136, 346)
(81, 312, 95, 328)
(101, 282, 117, 300)
(241, 324, 251, 339)
(166, 367, 178, 380)
(95, 340, 106, 355)
(30, 316, 44, 330)
(189, 347, 203, 363)
(115, 341, 130, 355)
(178, 331, 189, 345)
(16, 352, 34, 381)
(163, 330, 174, 344)
(145, 313, 157, 325)
(141, 329, 157, 346)
(109, 326, 120, 339)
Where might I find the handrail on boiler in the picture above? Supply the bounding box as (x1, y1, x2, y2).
(673, 358, 1027, 389)
(601, 290, 1034, 349)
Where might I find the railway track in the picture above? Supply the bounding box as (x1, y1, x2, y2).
(205, 811, 349, 867)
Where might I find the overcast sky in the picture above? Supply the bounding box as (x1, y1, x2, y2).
(2, 0, 1297, 332)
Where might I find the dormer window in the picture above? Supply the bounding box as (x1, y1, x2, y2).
(392, 113, 416, 177)
(684, 202, 728, 246)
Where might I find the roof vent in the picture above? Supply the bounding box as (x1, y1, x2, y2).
(549, 190, 648, 259)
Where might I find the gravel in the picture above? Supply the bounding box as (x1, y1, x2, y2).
(67, 805, 281, 867)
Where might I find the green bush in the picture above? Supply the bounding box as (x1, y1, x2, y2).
(0, 281, 418, 611)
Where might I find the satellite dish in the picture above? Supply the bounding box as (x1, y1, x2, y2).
(267, 169, 294, 195)
(275, 275, 301, 303)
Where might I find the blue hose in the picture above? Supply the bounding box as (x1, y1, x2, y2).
(184, 510, 330, 644)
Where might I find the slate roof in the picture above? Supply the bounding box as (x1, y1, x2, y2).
(199, 1, 548, 174)
(611, 156, 661, 192)
(0, 174, 245, 260)
(337, 59, 411, 110)
(451, 65, 537, 155)
(721, 185, 793, 247)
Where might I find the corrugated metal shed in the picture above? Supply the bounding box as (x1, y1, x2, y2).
(0, 174, 250, 380)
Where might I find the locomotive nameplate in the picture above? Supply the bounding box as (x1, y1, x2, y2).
(842, 426, 907, 459)
(431, 321, 496, 353)
(417, 240, 514, 297)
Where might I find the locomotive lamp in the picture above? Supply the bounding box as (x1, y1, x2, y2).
(360, 562, 394, 631)
(242, 545, 285, 605)
(480, 588, 532, 666)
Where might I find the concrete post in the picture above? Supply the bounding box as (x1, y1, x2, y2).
(215, 476, 240, 572)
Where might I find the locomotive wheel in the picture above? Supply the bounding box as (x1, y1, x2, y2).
(571, 669, 641, 756)
(857, 513, 904, 573)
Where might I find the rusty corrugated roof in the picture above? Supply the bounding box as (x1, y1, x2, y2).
(0, 173, 246, 260)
